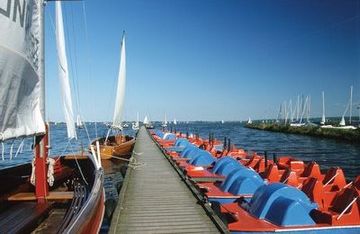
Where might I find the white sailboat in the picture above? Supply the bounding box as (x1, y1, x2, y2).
(143, 115, 149, 125)
(94, 33, 136, 159)
(247, 117, 252, 124)
(320, 91, 326, 125)
(173, 118, 177, 125)
(76, 114, 84, 128)
(132, 112, 140, 130)
(162, 113, 168, 127)
(143, 115, 153, 128)
(338, 86, 356, 129)
(0, 1, 104, 231)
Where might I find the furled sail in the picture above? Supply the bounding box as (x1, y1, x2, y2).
(0, 0, 45, 141)
(55, 1, 76, 139)
(112, 34, 126, 129)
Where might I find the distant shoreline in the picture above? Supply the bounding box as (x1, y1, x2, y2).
(245, 123, 360, 143)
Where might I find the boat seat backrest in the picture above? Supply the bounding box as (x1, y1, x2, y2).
(301, 177, 327, 209)
(253, 158, 266, 173)
(301, 161, 322, 179)
(246, 155, 261, 168)
(330, 187, 359, 214)
(352, 176, 360, 192)
(323, 167, 347, 190)
(280, 169, 299, 187)
(262, 164, 280, 182)
(289, 161, 305, 174)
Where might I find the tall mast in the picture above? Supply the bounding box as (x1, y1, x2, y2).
(321, 91, 325, 124)
(35, 0, 49, 203)
(350, 85, 353, 124)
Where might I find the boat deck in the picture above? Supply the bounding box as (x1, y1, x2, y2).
(109, 126, 221, 233)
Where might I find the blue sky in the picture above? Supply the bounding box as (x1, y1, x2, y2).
(44, 0, 360, 122)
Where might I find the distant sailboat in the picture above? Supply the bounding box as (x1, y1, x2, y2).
(132, 112, 140, 130)
(221, 120, 225, 124)
(173, 118, 177, 125)
(143, 115, 154, 129)
(247, 117, 252, 124)
(92, 33, 135, 159)
(76, 114, 84, 128)
(162, 113, 168, 127)
(320, 91, 326, 125)
(338, 86, 354, 128)
(143, 115, 149, 125)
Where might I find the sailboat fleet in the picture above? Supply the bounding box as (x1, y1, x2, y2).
(274, 86, 358, 129)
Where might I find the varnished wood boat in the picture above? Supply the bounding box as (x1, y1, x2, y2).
(0, 0, 105, 232)
(0, 152, 105, 233)
(91, 135, 136, 160)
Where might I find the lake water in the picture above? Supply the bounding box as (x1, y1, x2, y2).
(1, 121, 359, 180)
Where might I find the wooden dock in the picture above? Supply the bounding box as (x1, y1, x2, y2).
(109, 126, 222, 233)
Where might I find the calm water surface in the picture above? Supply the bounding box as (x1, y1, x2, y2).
(1, 122, 359, 180)
(169, 121, 360, 180)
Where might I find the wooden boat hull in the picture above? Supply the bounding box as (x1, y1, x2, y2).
(92, 135, 135, 160)
(0, 154, 104, 233)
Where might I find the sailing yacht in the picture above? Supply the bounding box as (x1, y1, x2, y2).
(323, 87, 356, 129)
(173, 118, 177, 125)
(143, 115, 154, 129)
(76, 114, 84, 128)
(162, 114, 168, 127)
(0, 1, 104, 232)
(91, 33, 135, 160)
(132, 112, 140, 130)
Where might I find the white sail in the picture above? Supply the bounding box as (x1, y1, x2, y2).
(76, 114, 83, 127)
(55, 1, 76, 139)
(112, 35, 126, 129)
(143, 115, 149, 125)
(247, 117, 252, 124)
(0, 0, 45, 141)
(162, 113, 167, 127)
(339, 116, 346, 126)
(321, 91, 326, 125)
(173, 118, 177, 125)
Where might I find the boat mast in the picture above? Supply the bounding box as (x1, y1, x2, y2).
(34, 0, 48, 203)
(350, 85, 353, 124)
(321, 91, 325, 125)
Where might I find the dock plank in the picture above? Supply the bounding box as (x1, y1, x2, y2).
(109, 126, 221, 233)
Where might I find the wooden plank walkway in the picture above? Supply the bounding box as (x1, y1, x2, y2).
(109, 126, 221, 233)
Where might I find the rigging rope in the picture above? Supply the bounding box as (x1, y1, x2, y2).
(9, 141, 14, 160)
(1, 142, 4, 161)
(14, 138, 25, 158)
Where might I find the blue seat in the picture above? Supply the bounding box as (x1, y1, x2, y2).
(220, 168, 264, 195)
(162, 133, 176, 140)
(248, 183, 317, 227)
(180, 145, 201, 158)
(212, 157, 245, 177)
(188, 151, 215, 166)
